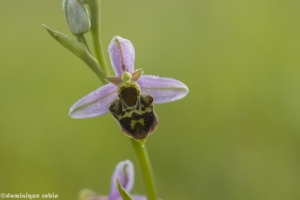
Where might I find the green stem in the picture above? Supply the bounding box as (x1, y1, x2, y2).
(88, 0, 110, 77)
(76, 34, 90, 52)
(86, 2, 158, 198)
(130, 139, 158, 200)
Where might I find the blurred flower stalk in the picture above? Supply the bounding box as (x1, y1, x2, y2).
(43, 0, 188, 199)
(79, 160, 147, 200)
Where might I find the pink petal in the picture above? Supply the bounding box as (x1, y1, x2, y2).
(69, 83, 118, 118)
(138, 75, 189, 104)
(108, 160, 134, 200)
(108, 36, 135, 76)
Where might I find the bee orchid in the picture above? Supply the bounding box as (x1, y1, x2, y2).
(69, 36, 188, 144)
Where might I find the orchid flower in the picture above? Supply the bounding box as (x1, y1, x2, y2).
(80, 160, 146, 200)
(69, 36, 188, 144)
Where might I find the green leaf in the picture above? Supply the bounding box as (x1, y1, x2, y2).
(116, 178, 134, 200)
(43, 24, 105, 82)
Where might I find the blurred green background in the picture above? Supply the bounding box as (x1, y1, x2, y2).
(1, 0, 300, 199)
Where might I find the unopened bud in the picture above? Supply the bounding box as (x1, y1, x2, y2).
(62, 0, 91, 35)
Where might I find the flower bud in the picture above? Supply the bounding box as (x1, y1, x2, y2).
(62, 0, 91, 35)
